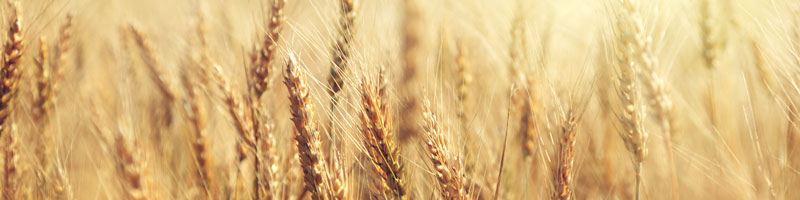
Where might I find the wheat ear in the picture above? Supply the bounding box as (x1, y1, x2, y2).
(326, 0, 358, 149)
(53, 14, 73, 86)
(614, 1, 649, 199)
(253, 0, 286, 96)
(181, 71, 216, 199)
(454, 44, 472, 135)
(128, 25, 175, 130)
(551, 110, 581, 200)
(1, 2, 22, 198)
(327, 0, 357, 96)
(422, 99, 468, 200)
(359, 75, 405, 199)
(622, 0, 679, 197)
(113, 129, 149, 200)
(397, 0, 422, 142)
(283, 53, 331, 200)
(33, 37, 50, 123)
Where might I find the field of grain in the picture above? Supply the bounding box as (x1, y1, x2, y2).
(0, 0, 799, 199)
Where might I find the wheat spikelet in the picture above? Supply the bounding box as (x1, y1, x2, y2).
(454, 44, 471, 135)
(699, 0, 723, 129)
(621, 0, 679, 196)
(128, 25, 175, 104)
(397, 0, 422, 142)
(128, 25, 175, 129)
(49, 16, 74, 199)
(519, 95, 536, 159)
(422, 99, 468, 200)
(508, 5, 529, 108)
(33, 37, 51, 123)
(211, 64, 261, 199)
(181, 71, 215, 199)
(2, 127, 16, 199)
(1, 2, 22, 198)
(326, 0, 358, 150)
(53, 14, 73, 85)
(400, 0, 421, 84)
(700, 0, 722, 70)
(254, 108, 278, 199)
(327, 0, 357, 96)
(551, 110, 580, 200)
(614, 1, 649, 199)
(359, 75, 405, 199)
(32, 37, 52, 199)
(0, 1, 22, 131)
(283, 53, 331, 200)
(245, 2, 287, 194)
(212, 65, 255, 156)
(330, 150, 347, 200)
(113, 129, 149, 200)
(253, 0, 286, 96)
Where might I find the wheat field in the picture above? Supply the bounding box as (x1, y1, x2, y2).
(0, 0, 798, 199)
